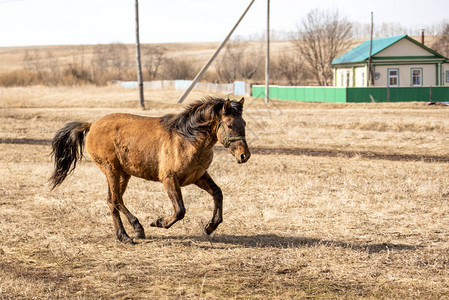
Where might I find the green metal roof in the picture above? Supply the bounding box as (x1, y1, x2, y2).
(331, 35, 445, 65)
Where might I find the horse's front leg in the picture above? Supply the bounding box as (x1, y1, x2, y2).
(194, 172, 223, 235)
(151, 172, 185, 229)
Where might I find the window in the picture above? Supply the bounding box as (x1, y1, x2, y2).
(411, 68, 422, 86)
(388, 69, 399, 87)
(341, 72, 344, 87)
(346, 71, 350, 87)
(446, 70, 449, 83)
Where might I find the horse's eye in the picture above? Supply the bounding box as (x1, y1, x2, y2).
(226, 124, 233, 129)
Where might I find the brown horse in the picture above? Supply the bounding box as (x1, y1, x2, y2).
(50, 97, 250, 243)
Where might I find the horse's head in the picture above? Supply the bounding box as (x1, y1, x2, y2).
(216, 98, 251, 164)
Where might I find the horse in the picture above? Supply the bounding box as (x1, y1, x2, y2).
(50, 97, 251, 243)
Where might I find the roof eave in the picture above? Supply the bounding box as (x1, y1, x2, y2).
(332, 61, 366, 67)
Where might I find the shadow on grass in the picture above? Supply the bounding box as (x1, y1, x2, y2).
(2, 138, 448, 163)
(144, 233, 421, 253)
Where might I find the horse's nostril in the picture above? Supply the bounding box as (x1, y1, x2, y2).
(240, 154, 246, 161)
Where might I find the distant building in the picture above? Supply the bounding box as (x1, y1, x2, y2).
(332, 35, 449, 87)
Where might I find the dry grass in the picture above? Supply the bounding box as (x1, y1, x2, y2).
(0, 42, 295, 74)
(0, 86, 449, 299)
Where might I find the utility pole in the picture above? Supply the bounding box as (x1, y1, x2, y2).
(367, 12, 374, 87)
(265, 0, 270, 104)
(178, 0, 255, 104)
(135, 0, 145, 109)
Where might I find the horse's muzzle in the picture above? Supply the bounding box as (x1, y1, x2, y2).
(233, 143, 251, 164)
(237, 152, 250, 164)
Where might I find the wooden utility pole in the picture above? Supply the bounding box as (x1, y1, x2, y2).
(367, 12, 374, 87)
(135, 0, 145, 109)
(177, 0, 255, 104)
(265, 0, 270, 103)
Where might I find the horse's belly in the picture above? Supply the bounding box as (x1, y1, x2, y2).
(117, 149, 160, 181)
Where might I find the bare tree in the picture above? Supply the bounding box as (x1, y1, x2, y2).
(432, 22, 449, 58)
(273, 52, 310, 86)
(162, 58, 198, 80)
(215, 42, 243, 83)
(92, 45, 109, 79)
(23, 50, 33, 71)
(240, 50, 263, 81)
(23, 49, 42, 74)
(45, 50, 61, 85)
(142, 45, 166, 80)
(108, 43, 130, 78)
(215, 41, 263, 83)
(292, 9, 353, 86)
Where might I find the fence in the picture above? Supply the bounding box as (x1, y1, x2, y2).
(117, 80, 251, 97)
(252, 85, 449, 103)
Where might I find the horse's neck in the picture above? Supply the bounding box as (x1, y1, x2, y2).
(194, 131, 217, 155)
(182, 115, 219, 158)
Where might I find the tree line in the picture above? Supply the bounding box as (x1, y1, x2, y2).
(1, 9, 448, 87)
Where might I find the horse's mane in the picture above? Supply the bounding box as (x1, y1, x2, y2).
(160, 97, 243, 141)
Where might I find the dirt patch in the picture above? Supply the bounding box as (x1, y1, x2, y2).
(243, 146, 449, 163)
(0, 138, 51, 145)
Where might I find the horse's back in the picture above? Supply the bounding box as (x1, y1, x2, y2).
(86, 113, 166, 180)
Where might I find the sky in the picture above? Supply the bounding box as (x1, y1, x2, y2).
(0, 0, 448, 47)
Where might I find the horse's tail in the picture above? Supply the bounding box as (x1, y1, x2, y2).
(50, 122, 91, 190)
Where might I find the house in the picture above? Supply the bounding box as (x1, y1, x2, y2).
(332, 35, 449, 87)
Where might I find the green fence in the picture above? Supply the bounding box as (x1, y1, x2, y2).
(252, 85, 346, 102)
(252, 85, 449, 103)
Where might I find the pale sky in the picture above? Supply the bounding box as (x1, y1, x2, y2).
(0, 0, 448, 47)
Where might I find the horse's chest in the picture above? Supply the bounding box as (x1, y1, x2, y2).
(177, 152, 213, 186)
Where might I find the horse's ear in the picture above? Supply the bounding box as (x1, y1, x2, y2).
(239, 97, 245, 106)
(223, 99, 231, 113)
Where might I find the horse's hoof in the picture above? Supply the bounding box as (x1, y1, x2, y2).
(204, 223, 216, 235)
(118, 234, 135, 244)
(136, 231, 146, 239)
(126, 238, 136, 244)
(150, 218, 164, 228)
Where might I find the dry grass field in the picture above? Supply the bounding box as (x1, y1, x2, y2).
(0, 41, 295, 74)
(0, 37, 433, 74)
(1, 86, 449, 299)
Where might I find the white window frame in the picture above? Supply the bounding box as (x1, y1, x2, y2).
(388, 68, 399, 87)
(411, 68, 422, 86)
(446, 70, 449, 83)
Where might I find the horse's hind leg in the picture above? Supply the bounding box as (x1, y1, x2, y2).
(194, 172, 223, 235)
(106, 170, 133, 243)
(105, 169, 143, 243)
(117, 173, 145, 239)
